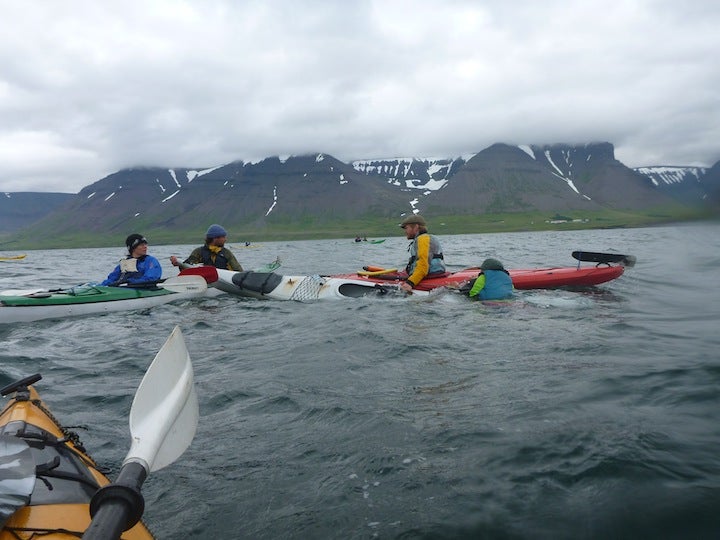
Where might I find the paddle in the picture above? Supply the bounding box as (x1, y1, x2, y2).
(179, 266, 219, 284)
(357, 267, 398, 277)
(158, 275, 207, 294)
(82, 325, 198, 540)
(571, 251, 637, 267)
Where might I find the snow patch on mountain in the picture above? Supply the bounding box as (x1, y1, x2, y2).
(187, 165, 224, 181)
(635, 166, 707, 186)
(352, 156, 469, 191)
(162, 190, 180, 203)
(518, 145, 535, 159)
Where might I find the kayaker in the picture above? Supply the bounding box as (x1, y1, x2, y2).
(398, 214, 446, 293)
(170, 224, 243, 271)
(467, 258, 514, 301)
(101, 233, 163, 286)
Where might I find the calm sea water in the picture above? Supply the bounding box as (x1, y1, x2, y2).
(1, 223, 719, 539)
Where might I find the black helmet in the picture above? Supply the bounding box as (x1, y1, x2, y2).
(480, 258, 505, 271)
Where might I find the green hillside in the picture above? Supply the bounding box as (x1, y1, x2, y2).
(1, 206, 709, 250)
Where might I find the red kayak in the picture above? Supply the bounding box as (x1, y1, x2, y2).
(180, 251, 634, 300)
(333, 264, 625, 291)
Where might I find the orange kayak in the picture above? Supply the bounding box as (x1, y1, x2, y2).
(0, 375, 153, 539)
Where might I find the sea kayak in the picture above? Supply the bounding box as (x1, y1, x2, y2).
(179, 251, 634, 301)
(0, 254, 26, 262)
(0, 378, 154, 539)
(0, 276, 207, 324)
(0, 326, 197, 539)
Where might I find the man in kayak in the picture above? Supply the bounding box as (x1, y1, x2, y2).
(467, 258, 514, 301)
(398, 214, 446, 293)
(170, 224, 243, 271)
(101, 233, 163, 286)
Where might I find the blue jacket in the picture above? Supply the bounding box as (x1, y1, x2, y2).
(101, 255, 163, 286)
(468, 269, 513, 301)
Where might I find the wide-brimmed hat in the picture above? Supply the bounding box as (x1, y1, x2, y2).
(399, 214, 427, 228)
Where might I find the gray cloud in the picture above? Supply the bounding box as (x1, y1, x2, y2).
(1, 0, 719, 192)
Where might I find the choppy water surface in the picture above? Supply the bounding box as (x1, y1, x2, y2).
(1, 224, 719, 539)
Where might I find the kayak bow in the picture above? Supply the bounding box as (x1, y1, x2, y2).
(0, 326, 198, 540)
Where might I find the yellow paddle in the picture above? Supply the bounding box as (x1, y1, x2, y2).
(357, 268, 398, 277)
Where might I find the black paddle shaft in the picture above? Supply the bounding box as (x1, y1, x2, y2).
(83, 461, 147, 540)
(1, 374, 42, 396)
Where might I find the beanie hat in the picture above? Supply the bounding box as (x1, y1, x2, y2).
(480, 258, 505, 271)
(399, 214, 427, 228)
(205, 224, 228, 239)
(125, 233, 147, 253)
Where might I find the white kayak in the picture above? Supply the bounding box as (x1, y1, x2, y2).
(179, 267, 424, 301)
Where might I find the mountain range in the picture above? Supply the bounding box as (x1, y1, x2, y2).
(1, 142, 718, 247)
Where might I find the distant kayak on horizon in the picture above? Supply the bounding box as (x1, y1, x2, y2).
(0, 254, 26, 261)
(353, 238, 385, 244)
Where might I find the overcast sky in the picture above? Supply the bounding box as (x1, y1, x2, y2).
(1, 0, 719, 193)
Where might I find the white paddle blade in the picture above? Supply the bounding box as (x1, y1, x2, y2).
(124, 326, 199, 472)
(160, 275, 208, 294)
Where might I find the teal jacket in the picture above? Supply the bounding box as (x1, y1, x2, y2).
(468, 269, 513, 300)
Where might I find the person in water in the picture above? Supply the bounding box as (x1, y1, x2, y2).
(101, 233, 163, 286)
(467, 258, 514, 301)
(170, 224, 243, 271)
(398, 214, 446, 293)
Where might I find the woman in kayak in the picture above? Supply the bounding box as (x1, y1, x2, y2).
(467, 258, 514, 301)
(170, 224, 243, 271)
(398, 214, 446, 293)
(101, 233, 163, 286)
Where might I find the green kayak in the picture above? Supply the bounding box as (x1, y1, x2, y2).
(0, 277, 206, 324)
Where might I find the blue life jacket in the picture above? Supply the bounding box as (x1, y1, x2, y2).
(474, 269, 514, 300)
